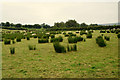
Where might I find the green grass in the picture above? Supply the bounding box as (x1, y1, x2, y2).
(2, 30, 118, 78)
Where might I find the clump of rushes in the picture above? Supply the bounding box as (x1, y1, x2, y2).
(28, 45, 36, 50)
(83, 38, 86, 42)
(53, 42, 66, 53)
(10, 47, 15, 54)
(68, 37, 77, 43)
(50, 34, 55, 38)
(38, 38, 49, 43)
(71, 44, 77, 51)
(27, 36, 30, 40)
(4, 39, 11, 45)
(67, 45, 70, 52)
(117, 34, 120, 38)
(96, 36, 106, 47)
(86, 33, 92, 38)
(104, 36, 110, 41)
(76, 36, 83, 41)
(16, 37, 21, 42)
(50, 36, 63, 42)
(12, 40, 15, 44)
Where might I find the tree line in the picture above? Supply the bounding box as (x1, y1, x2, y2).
(0, 20, 98, 28)
(1, 19, 119, 30)
(0, 22, 50, 29)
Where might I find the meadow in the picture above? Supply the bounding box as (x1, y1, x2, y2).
(1, 29, 119, 78)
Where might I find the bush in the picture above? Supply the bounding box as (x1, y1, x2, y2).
(10, 47, 15, 54)
(104, 36, 110, 41)
(76, 36, 83, 41)
(86, 33, 92, 38)
(117, 34, 120, 38)
(38, 38, 49, 43)
(96, 36, 106, 47)
(28, 45, 36, 50)
(27, 37, 30, 40)
(4, 39, 11, 45)
(68, 37, 77, 43)
(53, 42, 66, 53)
(16, 38, 21, 42)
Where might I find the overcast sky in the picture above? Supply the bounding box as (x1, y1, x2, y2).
(1, 0, 119, 26)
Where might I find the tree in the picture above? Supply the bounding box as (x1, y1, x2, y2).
(16, 23, 22, 27)
(1, 22, 5, 26)
(10, 23, 15, 27)
(65, 20, 79, 27)
(54, 22, 65, 27)
(5, 22, 10, 27)
(80, 23, 87, 27)
(89, 24, 98, 26)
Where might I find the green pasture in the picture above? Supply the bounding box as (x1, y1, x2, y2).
(2, 30, 119, 78)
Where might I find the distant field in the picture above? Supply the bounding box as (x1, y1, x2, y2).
(2, 30, 118, 78)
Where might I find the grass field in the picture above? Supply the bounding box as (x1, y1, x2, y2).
(2, 30, 119, 78)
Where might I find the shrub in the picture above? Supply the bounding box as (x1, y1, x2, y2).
(4, 39, 11, 45)
(27, 37, 30, 40)
(76, 36, 83, 41)
(38, 38, 49, 43)
(96, 36, 106, 47)
(104, 36, 110, 41)
(28, 45, 36, 50)
(68, 37, 77, 43)
(53, 42, 66, 53)
(86, 33, 92, 38)
(117, 34, 120, 38)
(50, 34, 55, 38)
(10, 47, 15, 54)
(16, 38, 21, 42)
